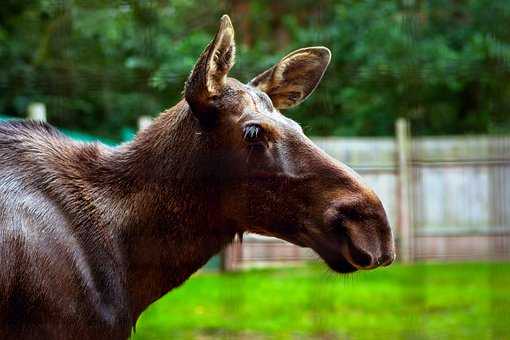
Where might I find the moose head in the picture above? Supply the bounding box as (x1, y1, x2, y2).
(182, 15, 395, 273)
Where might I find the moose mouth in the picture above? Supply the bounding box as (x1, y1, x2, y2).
(253, 224, 387, 274)
(317, 250, 358, 273)
(311, 234, 359, 274)
(264, 229, 362, 274)
(306, 229, 377, 274)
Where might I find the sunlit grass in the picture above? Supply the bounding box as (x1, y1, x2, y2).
(132, 262, 510, 339)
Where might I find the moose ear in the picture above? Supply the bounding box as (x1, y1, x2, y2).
(184, 15, 236, 121)
(249, 47, 331, 109)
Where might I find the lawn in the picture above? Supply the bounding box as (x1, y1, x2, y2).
(131, 262, 510, 339)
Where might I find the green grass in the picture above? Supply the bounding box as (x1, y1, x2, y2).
(132, 262, 510, 339)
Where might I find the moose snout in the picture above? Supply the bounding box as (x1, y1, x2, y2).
(321, 196, 396, 272)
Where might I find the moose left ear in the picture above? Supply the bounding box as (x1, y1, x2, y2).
(249, 47, 331, 109)
(185, 15, 236, 121)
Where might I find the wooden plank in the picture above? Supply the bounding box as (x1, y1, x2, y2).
(396, 118, 414, 262)
(27, 102, 47, 122)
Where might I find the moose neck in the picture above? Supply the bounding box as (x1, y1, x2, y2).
(83, 100, 237, 322)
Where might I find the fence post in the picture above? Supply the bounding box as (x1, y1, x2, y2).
(27, 103, 47, 122)
(396, 118, 414, 262)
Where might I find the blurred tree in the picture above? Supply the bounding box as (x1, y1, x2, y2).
(0, 0, 509, 138)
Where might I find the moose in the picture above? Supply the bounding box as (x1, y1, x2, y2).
(0, 15, 394, 339)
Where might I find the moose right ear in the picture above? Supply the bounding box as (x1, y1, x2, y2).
(249, 47, 331, 110)
(184, 15, 236, 125)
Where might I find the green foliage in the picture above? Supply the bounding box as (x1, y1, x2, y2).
(132, 262, 510, 339)
(1, 0, 509, 138)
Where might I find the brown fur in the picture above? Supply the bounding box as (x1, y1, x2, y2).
(0, 15, 394, 339)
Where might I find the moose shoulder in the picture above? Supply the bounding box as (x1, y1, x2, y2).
(0, 15, 394, 339)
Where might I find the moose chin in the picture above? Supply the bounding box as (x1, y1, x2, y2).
(0, 14, 394, 339)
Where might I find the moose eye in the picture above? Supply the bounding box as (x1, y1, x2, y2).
(243, 123, 263, 144)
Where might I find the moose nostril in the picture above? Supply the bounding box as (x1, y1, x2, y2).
(349, 248, 373, 268)
(378, 254, 394, 266)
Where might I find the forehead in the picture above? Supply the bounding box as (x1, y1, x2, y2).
(225, 78, 303, 133)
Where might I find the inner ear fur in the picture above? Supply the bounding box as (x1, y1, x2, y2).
(249, 47, 331, 109)
(184, 15, 236, 121)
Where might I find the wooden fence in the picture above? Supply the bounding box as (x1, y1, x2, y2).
(223, 121, 510, 270)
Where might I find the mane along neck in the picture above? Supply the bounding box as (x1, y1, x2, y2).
(116, 100, 204, 183)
